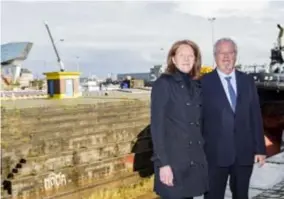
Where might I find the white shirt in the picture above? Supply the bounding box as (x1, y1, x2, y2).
(216, 69, 237, 107)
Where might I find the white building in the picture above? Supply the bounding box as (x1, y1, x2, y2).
(117, 72, 150, 81)
(19, 70, 34, 88)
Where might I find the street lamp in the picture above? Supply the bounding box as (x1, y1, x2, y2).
(75, 56, 80, 72)
(55, 39, 64, 45)
(160, 47, 167, 66)
(208, 17, 216, 47)
(208, 17, 216, 67)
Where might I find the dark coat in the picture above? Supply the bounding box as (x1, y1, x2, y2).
(201, 69, 266, 167)
(150, 71, 209, 198)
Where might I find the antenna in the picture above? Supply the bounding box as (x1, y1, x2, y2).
(44, 21, 65, 72)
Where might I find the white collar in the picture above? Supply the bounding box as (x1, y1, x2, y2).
(216, 68, 236, 79)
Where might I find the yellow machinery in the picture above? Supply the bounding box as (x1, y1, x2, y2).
(200, 66, 214, 75)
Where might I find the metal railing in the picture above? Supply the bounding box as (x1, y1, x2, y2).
(0, 90, 47, 100)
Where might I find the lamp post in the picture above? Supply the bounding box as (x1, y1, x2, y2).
(160, 47, 167, 74)
(76, 56, 80, 72)
(160, 47, 167, 66)
(55, 39, 64, 44)
(54, 39, 65, 70)
(208, 17, 216, 67)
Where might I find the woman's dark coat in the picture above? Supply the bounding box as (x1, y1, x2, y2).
(150, 71, 209, 198)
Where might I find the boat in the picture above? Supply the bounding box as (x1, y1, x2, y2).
(246, 24, 284, 156)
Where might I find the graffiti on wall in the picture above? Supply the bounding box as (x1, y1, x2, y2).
(44, 172, 67, 190)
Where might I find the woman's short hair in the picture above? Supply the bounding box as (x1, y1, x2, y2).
(166, 40, 202, 80)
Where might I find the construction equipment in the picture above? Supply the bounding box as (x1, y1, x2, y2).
(44, 21, 65, 72)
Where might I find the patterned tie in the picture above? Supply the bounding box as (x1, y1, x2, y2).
(225, 76, 236, 112)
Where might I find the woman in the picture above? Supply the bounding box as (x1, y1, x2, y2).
(150, 40, 209, 199)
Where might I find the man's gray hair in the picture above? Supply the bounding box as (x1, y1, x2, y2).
(213, 37, 238, 55)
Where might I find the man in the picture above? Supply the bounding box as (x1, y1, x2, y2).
(201, 38, 266, 199)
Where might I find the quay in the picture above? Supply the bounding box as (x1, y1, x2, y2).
(1, 90, 283, 199)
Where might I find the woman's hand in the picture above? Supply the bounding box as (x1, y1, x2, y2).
(159, 165, 174, 186)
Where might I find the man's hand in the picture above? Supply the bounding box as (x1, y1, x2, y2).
(159, 165, 174, 186)
(255, 155, 266, 167)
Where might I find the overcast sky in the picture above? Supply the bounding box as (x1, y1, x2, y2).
(1, 0, 284, 77)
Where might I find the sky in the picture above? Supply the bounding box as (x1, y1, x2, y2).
(1, 0, 284, 78)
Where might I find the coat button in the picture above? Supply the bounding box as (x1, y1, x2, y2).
(186, 102, 191, 106)
(189, 122, 194, 125)
(190, 161, 194, 165)
(189, 141, 192, 145)
(198, 141, 202, 144)
(181, 85, 184, 88)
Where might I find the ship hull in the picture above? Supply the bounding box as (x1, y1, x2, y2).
(258, 87, 284, 156)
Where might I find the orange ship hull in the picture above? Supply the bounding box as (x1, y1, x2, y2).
(262, 101, 284, 156)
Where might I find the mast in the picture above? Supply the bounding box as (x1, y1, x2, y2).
(44, 21, 65, 72)
(277, 24, 283, 50)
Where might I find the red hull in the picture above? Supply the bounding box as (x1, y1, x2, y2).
(262, 102, 284, 156)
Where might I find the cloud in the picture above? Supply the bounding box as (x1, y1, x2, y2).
(175, 0, 271, 19)
(1, 1, 284, 77)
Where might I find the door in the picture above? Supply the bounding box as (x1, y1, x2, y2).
(48, 80, 54, 97)
(65, 79, 74, 97)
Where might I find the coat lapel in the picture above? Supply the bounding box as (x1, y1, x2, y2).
(235, 70, 244, 114)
